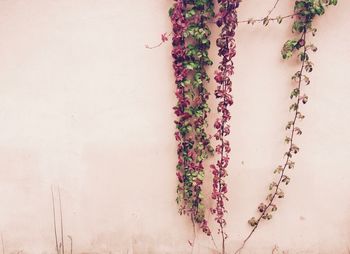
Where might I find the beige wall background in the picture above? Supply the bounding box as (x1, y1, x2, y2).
(0, 0, 349, 253)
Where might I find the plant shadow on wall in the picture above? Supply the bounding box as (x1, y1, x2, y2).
(148, 0, 338, 253)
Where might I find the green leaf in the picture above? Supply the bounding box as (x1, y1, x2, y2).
(281, 40, 298, 59)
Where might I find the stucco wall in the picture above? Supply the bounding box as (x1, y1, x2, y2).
(0, 0, 349, 253)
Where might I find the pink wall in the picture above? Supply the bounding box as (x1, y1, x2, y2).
(0, 0, 349, 253)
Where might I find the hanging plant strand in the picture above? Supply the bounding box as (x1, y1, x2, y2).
(210, 0, 240, 253)
(171, 0, 188, 215)
(170, 0, 214, 235)
(235, 1, 337, 253)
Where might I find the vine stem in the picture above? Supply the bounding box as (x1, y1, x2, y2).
(67, 235, 73, 254)
(213, 1, 238, 252)
(271, 245, 278, 254)
(237, 14, 295, 24)
(145, 32, 173, 49)
(146, 2, 292, 50)
(58, 186, 65, 254)
(266, 0, 281, 17)
(218, 89, 227, 254)
(234, 31, 307, 254)
(215, 57, 228, 254)
(211, 234, 219, 252)
(190, 216, 196, 254)
(1, 234, 4, 254)
(51, 186, 60, 254)
(146, 12, 293, 49)
(217, 67, 230, 254)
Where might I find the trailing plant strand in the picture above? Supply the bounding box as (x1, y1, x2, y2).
(170, 0, 214, 235)
(210, 0, 240, 253)
(235, 1, 337, 253)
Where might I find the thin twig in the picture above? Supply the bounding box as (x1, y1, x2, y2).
(51, 186, 60, 254)
(148, 11, 293, 50)
(147, 1, 286, 50)
(238, 14, 295, 24)
(266, 0, 281, 17)
(234, 31, 307, 254)
(237, 0, 292, 25)
(190, 216, 196, 254)
(145, 42, 165, 49)
(210, 234, 219, 253)
(58, 186, 65, 254)
(1, 234, 4, 254)
(67, 235, 72, 254)
(145, 32, 173, 49)
(272, 245, 279, 254)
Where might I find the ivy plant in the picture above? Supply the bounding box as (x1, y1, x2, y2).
(163, 0, 338, 253)
(235, 1, 337, 253)
(170, 0, 215, 236)
(210, 0, 240, 253)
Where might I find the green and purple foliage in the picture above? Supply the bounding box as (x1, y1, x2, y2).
(170, 0, 214, 235)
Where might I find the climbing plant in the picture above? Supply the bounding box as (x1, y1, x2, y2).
(170, 0, 215, 235)
(235, 0, 337, 253)
(154, 0, 338, 253)
(210, 0, 240, 253)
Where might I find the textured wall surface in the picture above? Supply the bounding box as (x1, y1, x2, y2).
(0, 0, 349, 253)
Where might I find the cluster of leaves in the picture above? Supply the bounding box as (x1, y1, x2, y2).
(209, 0, 240, 253)
(282, 0, 337, 59)
(170, 0, 215, 235)
(235, 1, 337, 253)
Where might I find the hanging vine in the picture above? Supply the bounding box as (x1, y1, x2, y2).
(170, 0, 215, 235)
(159, 0, 339, 252)
(235, 1, 337, 253)
(210, 0, 240, 253)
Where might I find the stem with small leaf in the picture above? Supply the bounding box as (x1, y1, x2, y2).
(234, 1, 337, 252)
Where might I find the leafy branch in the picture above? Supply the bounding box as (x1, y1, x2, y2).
(210, 0, 240, 253)
(234, 0, 337, 253)
(235, 30, 307, 254)
(145, 32, 172, 49)
(171, 0, 215, 237)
